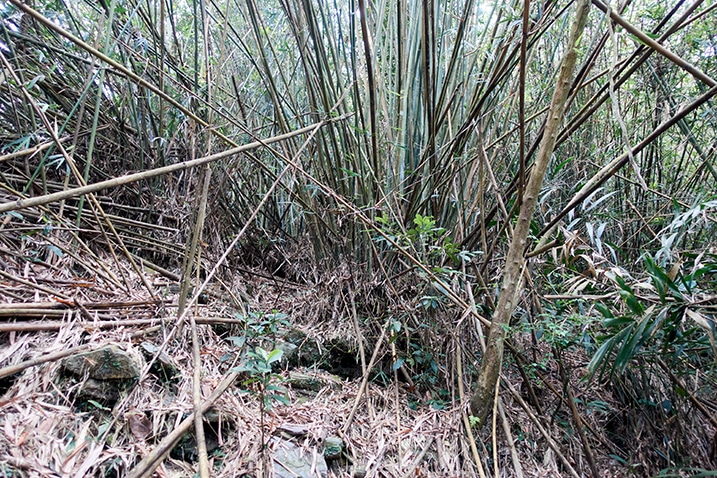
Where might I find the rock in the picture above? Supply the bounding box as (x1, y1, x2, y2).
(276, 423, 310, 437)
(352, 465, 367, 478)
(170, 430, 220, 463)
(62, 345, 142, 380)
(272, 437, 327, 478)
(170, 412, 222, 462)
(78, 378, 121, 403)
(140, 341, 178, 379)
(281, 329, 362, 379)
(62, 346, 143, 407)
(274, 340, 298, 365)
(282, 329, 322, 368)
(323, 435, 343, 460)
(286, 372, 342, 392)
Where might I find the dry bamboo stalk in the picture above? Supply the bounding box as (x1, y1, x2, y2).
(0, 344, 95, 379)
(455, 340, 487, 478)
(558, 351, 599, 478)
(125, 370, 240, 478)
(471, 0, 591, 422)
(0, 299, 162, 310)
(538, 82, 717, 241)
(504, 379, 581, 478)
(592, 0, 715, 87)
(0, 120, 338, 215)
(498, 398, 524, 478)
(0, 138, 67, 163)
(0, 52, 150, 297)
(0, 317, 241, 333)
(0, 270, 70, 300)
(0, 319, 161, 332)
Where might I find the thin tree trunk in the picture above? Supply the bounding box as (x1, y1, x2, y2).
(470, 0, 591, 424)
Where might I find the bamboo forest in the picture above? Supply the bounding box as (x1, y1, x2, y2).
(0, 0, 716, 476)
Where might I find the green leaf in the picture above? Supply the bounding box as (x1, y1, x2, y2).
(97, 421, 112, 436)
(619, 288, 644, 315)
(588, 324, 634, 378)
(227, 336, 246, 348)
(3, 211, 24, 220)
(674, 385, 687, 397)
(614, 318, 649, 372)
(587, 338, 616, 377)
(270, 394, 291, 406)
(644, 255, 683, 302)
(392, 357, 405, 371)
(594, 302, 614, 319)
(87, 400, 110, 411)
(26, 74, 45, 90)
(340, 167, 359, 178)
(46, 245, 63, 257)
(604, 316, 633, 327)
(266, 349, 284, 364)
(255, 347, 270, 361)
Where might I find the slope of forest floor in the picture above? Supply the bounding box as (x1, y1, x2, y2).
(3, 218, 704, 478)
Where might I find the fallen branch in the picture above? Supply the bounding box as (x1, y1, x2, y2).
(125, 370, 240, 478)
(0, 343, 95, 379)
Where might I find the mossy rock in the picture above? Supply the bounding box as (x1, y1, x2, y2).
(62, 345, 143, 380)
(281, 329, 361, 379)
(286, 371, 342, 392)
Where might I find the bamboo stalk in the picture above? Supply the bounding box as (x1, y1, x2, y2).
(0, 118, 346, 214)
(471, 0, 591, 423)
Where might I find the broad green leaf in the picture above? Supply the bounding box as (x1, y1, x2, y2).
(266, 349, 284, 364)
(604, 316, 633, 327)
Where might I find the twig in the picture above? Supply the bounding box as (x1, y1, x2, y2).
(0, 120, 343, 215)
(0, 270, 70, 300)
(0, 317, 245, 333)
(492, 377, 500, 477)
(455, 336, 487, 478)
(0, 343, 96, 379)
(658, 358, 717, 429)
(498, 398, 524, 478)
(592, 0, 716, 87)
(126, 369, 240, 478)
(400, 436, 434, 478)
(341, 320, 388, 435)
(558, 350, 599, 478)
(0, 299, 162, 311)
(503, 378, 581, 478)
(191, 313, 210, 478)
(186, 153, 213, 478)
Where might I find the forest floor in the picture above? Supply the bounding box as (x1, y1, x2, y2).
(0, 241, 646, 478)
(0, 210, 709, 477)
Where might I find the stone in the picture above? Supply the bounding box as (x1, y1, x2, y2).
(140, 341, 178, 379)
(78, 378, 121, 403)
(62, 345, 142, 380)
(323, 435, 343, 460)
(274, 340, 298, 365)
(277, 423, 310, 436)
(286, 372, 342, 392)
(282, 329, 322, 368)
(272, 437, 327, 478)
(170, 431, 220, 463)
(281, 329, 362, 379)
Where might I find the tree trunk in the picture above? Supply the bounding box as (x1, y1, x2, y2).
(470, 0, 591, 424)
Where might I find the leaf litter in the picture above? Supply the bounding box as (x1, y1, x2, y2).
(0, 201, 711, 477)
